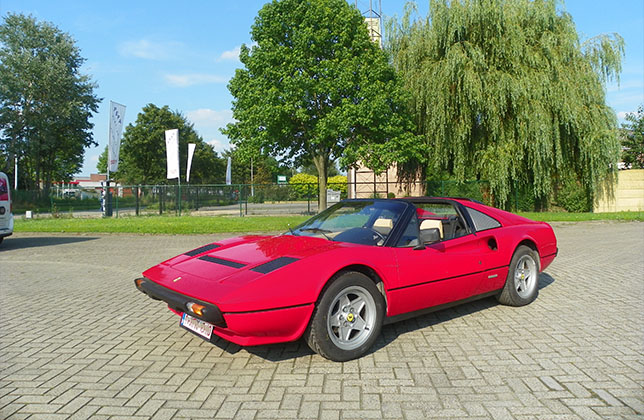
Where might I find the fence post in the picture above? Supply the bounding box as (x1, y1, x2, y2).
(177, 183, 181, 217)
(307, 188, 311, 214)
(135, 185, 140, 216)
(159, 186, 163, 215)
(115, 191, 119, 218)
(238, 185, 243, 217)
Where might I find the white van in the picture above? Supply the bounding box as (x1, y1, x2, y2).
(0, 172, 13, 245)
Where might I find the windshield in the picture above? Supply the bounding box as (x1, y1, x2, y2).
(291, 200, 407, 246)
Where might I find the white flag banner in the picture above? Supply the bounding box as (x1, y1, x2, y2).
(226, 157, 232, 185)
(186, 143, 196, 183)
(108, 101, 126, 173)
(165, 129, 180, 180)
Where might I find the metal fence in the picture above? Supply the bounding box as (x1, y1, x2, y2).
(12, 180, 504, 217)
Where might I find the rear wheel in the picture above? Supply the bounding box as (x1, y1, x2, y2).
(305, 271, 384, 361)
(497, 245, 540, 306)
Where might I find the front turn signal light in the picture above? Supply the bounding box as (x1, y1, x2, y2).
(186, 302, 205, 317)
(135, 278, 145, 289)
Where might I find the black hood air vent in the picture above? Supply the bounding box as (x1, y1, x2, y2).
(185, 243, 221, 256)
(198, 255, 246, 269)
(251, 257, 299, 274)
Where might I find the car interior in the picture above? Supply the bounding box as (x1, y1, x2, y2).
(397, 202, 470, 248)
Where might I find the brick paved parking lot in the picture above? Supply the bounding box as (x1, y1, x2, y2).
(1, 222, 642, 419)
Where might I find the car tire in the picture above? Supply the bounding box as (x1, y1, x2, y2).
(497, 245, 540, 306)
(305, 271, 385, 362)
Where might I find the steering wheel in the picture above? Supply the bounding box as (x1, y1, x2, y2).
(333, 227, 386, 246)
(366, 227, 386, 245)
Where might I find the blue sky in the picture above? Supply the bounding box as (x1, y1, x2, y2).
(1, 0, 642, 177)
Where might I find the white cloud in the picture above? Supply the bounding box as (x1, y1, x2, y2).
(89, 154, 100, 163)
(164, 73, 228, 87)
(186, 109, 234, 153)
(218, 45, 241, 61)
(118, 39, 182, 60)
(186, 108, 233, 126)
(207, 138, 229, 153)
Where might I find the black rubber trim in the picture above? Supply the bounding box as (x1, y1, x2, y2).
(185, 243, 220, 256)
(250, 257, 299, 274)
(198, 255, 246, 269)
(384, 290, 499, 325)
(388, 265, 509, 291)
(543, 250, 558, 259)
(134, 277, 225, 326)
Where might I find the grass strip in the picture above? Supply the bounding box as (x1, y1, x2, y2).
(517, 211, 643, 222)
(14, 215, 310, 234)
(12, 211, 642, 234)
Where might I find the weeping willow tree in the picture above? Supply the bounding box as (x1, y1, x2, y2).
(385, 0, 624, 208)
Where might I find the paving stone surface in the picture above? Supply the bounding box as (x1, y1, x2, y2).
(0, 221, 642, 419)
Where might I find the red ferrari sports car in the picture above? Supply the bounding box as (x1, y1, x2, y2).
(135, 198, 557, 361)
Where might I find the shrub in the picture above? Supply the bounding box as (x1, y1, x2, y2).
(288, 173, 318, 199)
(328, 175, 348, 198)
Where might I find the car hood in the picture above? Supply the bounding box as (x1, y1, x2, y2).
(142, 234, 350, 309)
(172, 234, 342, 272)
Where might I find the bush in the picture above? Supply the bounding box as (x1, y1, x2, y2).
(328, 175, 348, 198)
(288, 173, 318, 199)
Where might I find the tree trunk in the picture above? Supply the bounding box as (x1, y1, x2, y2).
(312, 153, 328, 211)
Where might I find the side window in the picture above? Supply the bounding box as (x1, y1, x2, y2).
(465, 207, 501, 232)
(396, 215, 420, 247)
(415, 202, 469, 241)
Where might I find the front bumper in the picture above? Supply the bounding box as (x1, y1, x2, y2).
(135, 277, 225, 326)
(135, 277, 314, 346)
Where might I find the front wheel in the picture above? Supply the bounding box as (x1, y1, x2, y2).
(305, 271, 385, 361)
(497, 245, 540, 306)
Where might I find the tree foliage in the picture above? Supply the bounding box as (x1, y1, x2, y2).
(223, 0, 414, 208)
(621, 106, 644, 169)
(222, 149, 293, 185)
(114, 104, 224, 184)
(0, 13, 100, 190)
(386, 0, 624, 207)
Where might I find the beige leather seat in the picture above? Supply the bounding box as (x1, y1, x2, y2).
(419, 219, 443, 239)
(372, 218, 393, 236)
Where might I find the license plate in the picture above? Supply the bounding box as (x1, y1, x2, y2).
(180, 313, 214, 340)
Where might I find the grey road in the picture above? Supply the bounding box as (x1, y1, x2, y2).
(0, 222, 642, 419)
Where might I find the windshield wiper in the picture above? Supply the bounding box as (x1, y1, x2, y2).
(300, 227, 333, 241)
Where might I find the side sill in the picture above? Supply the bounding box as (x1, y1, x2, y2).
(383, 290, 500, 326)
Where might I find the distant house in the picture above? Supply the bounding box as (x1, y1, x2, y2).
(347, 164, 423, 199)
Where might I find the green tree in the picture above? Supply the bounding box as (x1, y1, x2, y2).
(116, 104, 224, 184)
(0, 13, 100, 190)
(223, 0, 414, 208)
(223, 148, 294, 185)
(386, 0, 624, 208)
(621, 106, 644, 169)
(97, 146, 108, 173)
